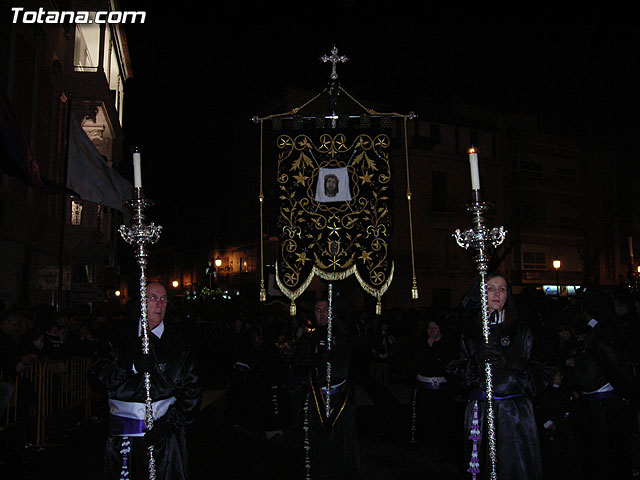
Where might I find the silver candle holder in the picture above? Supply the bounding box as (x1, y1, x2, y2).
(119, 186, 162, 480)
(453, 189, 507, 480)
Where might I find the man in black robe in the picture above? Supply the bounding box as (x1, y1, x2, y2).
(293, 291, 360, 480)
(448, 273, 547, 480)
(90, 282, 201, 480)
(570, 287, 637, 480)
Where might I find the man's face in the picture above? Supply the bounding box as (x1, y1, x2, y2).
(325, 176, 338, 196)
(314, 300, 329, 326)
(146, 283, 167, 329)
(486, 276, 508, 313)
(427, 321, 441, 340)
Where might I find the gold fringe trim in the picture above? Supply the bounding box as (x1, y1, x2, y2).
(353, 261, 395, 302)
(275, 261, 394, 316)
(314, 265, 357, 282)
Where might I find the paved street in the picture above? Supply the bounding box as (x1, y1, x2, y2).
(188, 383, 465, 480)
(11, 379, 640, 480)
(1, 381, 466, 480)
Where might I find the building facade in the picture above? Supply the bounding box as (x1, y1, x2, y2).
(0, 0, 134, 310)
(200, 97, 640, 313)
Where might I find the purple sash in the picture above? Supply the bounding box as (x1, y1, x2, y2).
(109, 415, 147, 436)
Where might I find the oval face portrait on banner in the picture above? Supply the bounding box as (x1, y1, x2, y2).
(315, 167, 352, 203)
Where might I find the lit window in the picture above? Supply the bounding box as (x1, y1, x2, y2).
(73, 16, 126, 124)
(73, 19, 100, 72)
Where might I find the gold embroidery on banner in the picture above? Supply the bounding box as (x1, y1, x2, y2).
(276, 132, 393, 307)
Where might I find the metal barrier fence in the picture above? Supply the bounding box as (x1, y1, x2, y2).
(0, 356, 99, 446)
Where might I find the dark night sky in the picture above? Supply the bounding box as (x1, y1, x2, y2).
(116, 9, 640, 250)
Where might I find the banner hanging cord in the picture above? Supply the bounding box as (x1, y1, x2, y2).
(259, 119, 266, 302)
(403, 116, 419, 299)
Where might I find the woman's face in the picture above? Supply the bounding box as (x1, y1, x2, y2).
(486, 276, 508, 313)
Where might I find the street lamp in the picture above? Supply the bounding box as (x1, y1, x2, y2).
(214, 257, 222, 268)
(553, 258, 561, 296)
(172, 280, 180, 288)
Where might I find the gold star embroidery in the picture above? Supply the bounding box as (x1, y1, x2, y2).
(359, 171, 372, 184)
(328, 223, 342, 236)
(293, 172, 309, 185)
(296, 252, 309, 265)
(359, 250, 372, 262)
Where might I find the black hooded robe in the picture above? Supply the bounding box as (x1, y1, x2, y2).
(292, 294, 360, 480)
(89, 321, 201, 480)
(570, 319, 636, 480)
(451, 317, 546, 480)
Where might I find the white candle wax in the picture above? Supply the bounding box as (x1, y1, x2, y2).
(469, 151, 480, 190)
(133, 152, 142, 188)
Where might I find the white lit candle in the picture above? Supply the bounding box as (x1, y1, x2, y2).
(133, 150, 142, 189)
(468, 147, 480, 190)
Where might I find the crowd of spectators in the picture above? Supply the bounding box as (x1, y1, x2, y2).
(0, 284, 638, 478)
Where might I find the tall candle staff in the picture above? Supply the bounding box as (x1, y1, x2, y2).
(118, 147, 162, 480)
(453, 147, 507, 480)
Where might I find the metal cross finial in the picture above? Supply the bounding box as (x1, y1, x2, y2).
(321, 46, 348, 80)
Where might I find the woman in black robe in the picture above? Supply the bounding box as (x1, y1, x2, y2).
(448, 273, 547, 480)
(411, 316, 458, 465)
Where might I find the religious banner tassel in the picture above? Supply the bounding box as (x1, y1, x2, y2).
(376, 298, 382, 316)
(119, 436, 131, 480)
(410, 385, 418, 445)
(290, 299, 297, 317)
(325, 283, 334, 418)
(467, 401, 481, 480)
(260, 278, 266, 302)
(303, 392, 312, 480)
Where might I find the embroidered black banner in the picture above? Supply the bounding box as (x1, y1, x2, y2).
(275, 129, 394, 309)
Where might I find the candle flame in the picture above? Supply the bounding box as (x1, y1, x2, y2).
(468, 146, 478, 155)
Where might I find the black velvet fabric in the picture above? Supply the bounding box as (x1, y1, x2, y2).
(570, 319, 636, 480)
(293, 303, 360, 480)
(449, 316, 547, 480)
(413, 335, 458, 459)
(89, 320, 201, 480)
